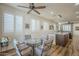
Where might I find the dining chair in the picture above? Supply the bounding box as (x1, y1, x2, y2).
(44, 39, 53, 50)
(35, 39, 53, 56)
(16, 42, 33, 56)
(34, 40, 44, 56)
(25, 35, 31, 40)
(12, 39, 21, 56)
(40, 34, 48, 41)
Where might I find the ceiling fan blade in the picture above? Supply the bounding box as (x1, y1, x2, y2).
(33, 9, 40, 14)
(34, 6, 46, 9)
(27, 9, 32, 14)
(18, 5, 29, 8)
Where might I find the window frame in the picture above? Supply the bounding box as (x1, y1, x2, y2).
(3, 13, 14, 33)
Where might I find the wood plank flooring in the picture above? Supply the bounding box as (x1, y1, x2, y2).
(46, 35, 79, 56)
(45, 39, 72, 56)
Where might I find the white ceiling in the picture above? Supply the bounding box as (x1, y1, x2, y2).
(5, 3, 79, 23)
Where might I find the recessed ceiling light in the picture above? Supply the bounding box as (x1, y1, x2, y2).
(50, 12, 54, 14)
(76, 11, 79, 14)
(58, 23, 61, 25)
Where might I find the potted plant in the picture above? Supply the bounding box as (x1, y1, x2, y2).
(0, 37, 8, 47)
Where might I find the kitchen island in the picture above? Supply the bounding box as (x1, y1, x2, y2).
(56, 32, 69, 47)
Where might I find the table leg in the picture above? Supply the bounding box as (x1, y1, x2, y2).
(32, 45, 35, 56)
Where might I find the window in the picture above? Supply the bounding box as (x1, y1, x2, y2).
(43, 22, 49, 30)
(15, 16, 23, 32)
(31, 19, 40, 31)
(58, 23, 61, 31)
(4, 13, 14, 33)
(4, 13, 23, 33)
(62, 24, 71, 31)
(31, 19, 36, 31)
(36, 20, 40, 30)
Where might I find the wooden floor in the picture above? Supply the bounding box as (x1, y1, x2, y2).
(44, 39, 72, 56)
(45, 35, 79, 56)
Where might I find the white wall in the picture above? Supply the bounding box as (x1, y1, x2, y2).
(0, 4, 56, 41)
(0, 6, 2, 37)
(73, 23, 79, 36)
(23, 14, 55, 38)
(72, 23, 79, 50)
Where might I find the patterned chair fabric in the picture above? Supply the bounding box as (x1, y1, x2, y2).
(16, 42, 33, 56)
(35, 39, 53, 56)
(25, 35, 31, 40)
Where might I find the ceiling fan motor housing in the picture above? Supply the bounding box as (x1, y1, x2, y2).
(30, 3, 35, 9)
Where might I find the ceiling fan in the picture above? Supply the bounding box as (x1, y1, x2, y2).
(18, 3, 46, 14)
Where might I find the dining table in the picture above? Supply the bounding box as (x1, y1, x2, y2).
(25, 38, 41, 56)
(0, 40, 16, 55)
